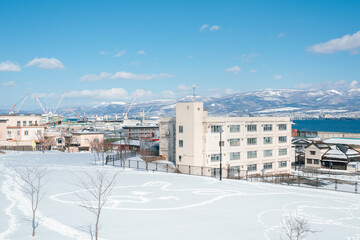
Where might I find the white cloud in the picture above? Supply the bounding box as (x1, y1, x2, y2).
(250, 69, 257, 73)
(99, 51, 106, 55)
(350, 80, 358, 89)
(200, 24, 209, 31)
(277, 32, 286, 38)
(79, 72, 112, 82)
(209, 25, 220, 31)
(188, 56, 193, 60)
(36, 92, 57, 98)
(67, 88, 129, 99)
(115, 50, 126, 57)
(225, 66, 241, 74)
(240, 53, 258, 63)
(25, 57, 64, 69)
(162, 90, 175, 97)
(177, 84, 191, 91)
(137, 50, 146, 55)
(0, 61, 21, 72)
(132, 89, 153, 98)
(294, 80, 356, 91)
(2, 81, 16, 87)
(274, 75, 282, 80)
(225, 88, 236, 94)
(307, 30, 360, 54)
(79, 71, 173, 82)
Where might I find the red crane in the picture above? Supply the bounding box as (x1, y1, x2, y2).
(124, 95, 138, 120)
(33, 94, 47, 114)
(9, 93, 30, 114)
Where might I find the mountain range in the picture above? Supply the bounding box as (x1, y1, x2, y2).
(87, 89, 360, 118)
(3, 89, 360, 118)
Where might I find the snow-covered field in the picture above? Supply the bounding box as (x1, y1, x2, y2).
(1, 151, 360, 240)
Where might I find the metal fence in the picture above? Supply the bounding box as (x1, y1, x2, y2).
(248, 173, 359, 194)
(0, 145, 34, 151)
(107, 157, 359, 194)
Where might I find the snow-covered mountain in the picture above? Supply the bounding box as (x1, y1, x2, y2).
(4, 89, 360, 118)
(84, 89, 360, 118)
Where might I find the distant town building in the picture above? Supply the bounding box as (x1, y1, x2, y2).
(66, 130, 104, 152)
(0, 114, 45, 149)
(160, 102, 292, 175)
(123, 125, 159, 140)
(305, 142, 360, 171)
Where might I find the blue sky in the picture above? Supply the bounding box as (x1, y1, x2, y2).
(0, 0, 360, 110)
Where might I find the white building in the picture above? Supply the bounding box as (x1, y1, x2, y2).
(160, 102, 292, 176)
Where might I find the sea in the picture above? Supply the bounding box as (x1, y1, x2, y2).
(292, 120, 360, 133)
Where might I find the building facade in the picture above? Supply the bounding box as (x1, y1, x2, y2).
(160, 102, 292, 175)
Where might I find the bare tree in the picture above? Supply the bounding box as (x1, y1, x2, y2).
(281, 215, 317, 240)
(89, 139, 99, 165)
(12, 166, 48, 237)
(74, 169, 119, 240)
(36, 131, 52, 153)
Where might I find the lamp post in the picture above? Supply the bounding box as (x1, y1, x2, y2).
(219, 126, 223, 181)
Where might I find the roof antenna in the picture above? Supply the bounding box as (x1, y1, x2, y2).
(192, 86, 196, 102)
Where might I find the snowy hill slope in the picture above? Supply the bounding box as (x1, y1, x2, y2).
(0, 151, 359, 239)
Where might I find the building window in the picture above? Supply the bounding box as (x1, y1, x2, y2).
(7, 131, 11, 138)
(278, 124, 287, 131)
(247, 151, 257, 159)
(23, 121, 26, 126)
(279, 148, 287, 156)
(263, 150, 273, 157)
(179, 156, 182, 162)
(279, 136, 287, 143)
(263, 162, 273, 170)
(279, 161, 287, 168)
(179, 140, 183, 148)
(24, 130, 28, 136)
(263, 137, 273, 144)
(307, 159, 312, 164)
(247, 124, 257, 132)
(29, 121, 33, 126)
(230, 152, 240, 160)
(247, 164, 257, 171)
(230, 125, 240, 133)
(37, 130, 42, 135)
(310, 151, 316, 155)
(211, 125, 222, 133)
(230, 138, 240, 147)
(247, 138, 257, 145)
(17, 130, 20, 136)
(211, 154, 221, 162)
(17, 121, 20, 126)
(179, 125, 183, 133)
(314, 159, 319, 164)
(263, 124, 272, 131)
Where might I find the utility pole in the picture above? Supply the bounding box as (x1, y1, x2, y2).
(192, 86, 196, 102)
(219, 126, 223, 181)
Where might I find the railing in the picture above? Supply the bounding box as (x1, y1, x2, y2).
(107, 158, 359, 194)
(248, 173, 359, 194)
(0, 145, 34, 151)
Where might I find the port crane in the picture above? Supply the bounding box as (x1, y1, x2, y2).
(9, 93, 30, 114)
(123, 95, 138, 120)
(54, 91, 66, 114)
(33, 94, 47, 114)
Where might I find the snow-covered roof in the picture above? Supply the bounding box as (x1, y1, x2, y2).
(112, 140, 141, 146)
(323, 144, 360, 160)
(324, 138, 360, 146)
(73, 130, 104, 134)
